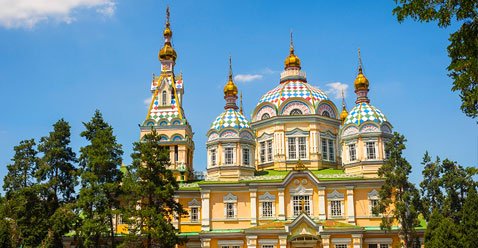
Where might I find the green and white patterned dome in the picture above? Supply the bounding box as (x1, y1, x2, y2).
(344, 102, 387, 126)
(210, 109, 251, 131)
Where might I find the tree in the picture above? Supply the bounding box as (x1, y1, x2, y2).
(37, 119, 78, 247)
(393, 0, 478, 119)
(424, 210, 461, 248)
(3, 139, 39, 195)
(122, 129, 185, 248)
(419, 152, 443, 219)
(460, 186, 478, 247)
(377, 132, 420, 248)
(77, 110, 124, 247)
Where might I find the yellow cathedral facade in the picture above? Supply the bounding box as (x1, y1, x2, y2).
(130, 8, 425, 248)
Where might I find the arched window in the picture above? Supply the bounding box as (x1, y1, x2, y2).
(290, 109, 302, 115)
(162, 91, 167, 106)
(261, 113, 270, 120)
(322, 111, 330, 117)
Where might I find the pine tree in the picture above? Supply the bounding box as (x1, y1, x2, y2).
(122, 129, 185, 248)
(424, 210, 461, 248)
(377, 132, 420, 248)
(77, 110, 123, 247)
(460, 186, 478, 247)
(419, 152, 443, 219)
(37, 119, 78, 247)
(3, 139, 39, 195)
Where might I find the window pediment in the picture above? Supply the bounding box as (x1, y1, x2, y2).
(327, 190, 344, 200)
(286, 128, 309, 136)
(259, 192, 276, 202)
(291, 185, 313, 196)
(223, 193, 237, 203)
(368, 189, 380, 200)
(188, 198, 200, 207)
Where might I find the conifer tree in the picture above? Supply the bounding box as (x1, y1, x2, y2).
(37, 119, 78, 247)
(460, 186, 478, 247)
(419, 152, 443, 219)
(424, 210, 461, 248)
(77, 110, 123, 247)
(377, 132, 420, 248)
(122, 129, 185, 248)
(3, 139, 38, 195)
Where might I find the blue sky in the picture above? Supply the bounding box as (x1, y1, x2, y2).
(0, 0, 476, 186)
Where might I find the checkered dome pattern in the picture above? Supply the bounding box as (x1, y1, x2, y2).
(148, 94, 181, 122)
(344, 102, 388, 125)
(257, 80, 329, 110)
(210, 109, 251, 131)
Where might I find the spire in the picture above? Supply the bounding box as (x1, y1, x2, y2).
(340, 89, 349, 123)
(159, 6, 177, 62)
(240, 91, 243, 114)
(354, 48, 370, 104)
(223, 56, 239, 110)
(284, 30, 301, 70)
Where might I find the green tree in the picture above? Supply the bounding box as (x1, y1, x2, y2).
(459, 185, 478, 247)
(77, 110, 124, 247)
(122, 129, 185, 248)
(377, 132, 420, 248)
(3, 139, 39, 195)
(393, 0, 478, 119)
(419, 152, 443, 219)
(37, 119, 78, 247)
(424, 210, 461, 248)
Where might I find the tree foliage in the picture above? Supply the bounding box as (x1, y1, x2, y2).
(377, 132, 420, 248)
(77, 110, 124, 247)
(122, 129, 185, 248)
(393, 0, 478, 119)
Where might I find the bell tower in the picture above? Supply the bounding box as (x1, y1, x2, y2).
(141, 7, 194, 182)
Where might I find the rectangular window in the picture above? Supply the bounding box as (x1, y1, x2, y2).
(288, 137, 297, 159)
(262, 245, 274, 248)
(335, 245, 347, 248)
(174, 145, 179, 162)
(328, 139, 334, 161)
(226, 202, 235, 219)
(292, 195, 310, 216)
(190, 207, 199, 222)
(298, 137, 307, 159)
(225, 147, 234, 165)
(366, 142, 376, 159)
(348, 143, 356, 161)
(330, 200, 342, 217)
(267, 140, 273, 162)
(368, 245, 378, 248)
(243, 148, 250, 165)
(370, 199, 379, 216)
(261, 202, 273, 218)
(380, 244, 389, 248)
(221, 246, 241, 248)
(260, 142, 266, 163)
(321, 139, 328, 161)
(210, 149, 216, 166)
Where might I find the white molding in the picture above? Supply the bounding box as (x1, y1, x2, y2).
(364, 238, 393, 244)
(331, 238, 351, 244)
(368, 189, 380, 200)
(188, 198, 201, 207)
(259, 192, 276, 202)
(217, 240, 244, 245)
(327, 190, 344, 200)
(290, 185, 313, 196)
(224, 193, 238, 203)
(258, 239, 278, 245)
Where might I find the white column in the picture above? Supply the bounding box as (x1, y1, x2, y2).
(346, 186, 355, 224)
(201, 238, 211, 248)
(246, 235, 258, 248)
(173, 196, 179, 229)
(310, 130, 318, 153)
(278, 188, 285, 220)
(352, 234, 363, 248)
(279, 235, 287, 248)
(321, 235, 330, 248)
(201, 190, 210, 231)
(318, 187, 326, 220)
(250, 189, 257, 226)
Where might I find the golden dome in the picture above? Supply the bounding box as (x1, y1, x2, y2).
(224, 79, 238, 97)
(159, 43, 177, 61)
(354, 68, 369, 91)
(340, 107, 348, 123)
(284, 49, 301, 69)
(163, 26, 172, 37)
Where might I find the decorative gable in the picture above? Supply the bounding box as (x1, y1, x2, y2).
(188, 198, 201, 207)
(259, 192, 276, 202)
(368, 189, 380, 200)
(327, 190, 344, 200)
(223, 193, 237, 203)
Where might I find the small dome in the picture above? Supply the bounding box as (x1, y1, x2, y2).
(257, 80, 329, 111)
(163, 26, 172, 37)
(284, 50, 301, 69)
(210, 109, 251, 131)
(224, 79, 238, 97)
(344, 102, 387, 126)
(159, 43, 177, 61)
(354, 70, 369, 91)
(340, 107, 348, 123)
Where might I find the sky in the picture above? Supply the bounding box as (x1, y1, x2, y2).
(0, 0, 476, 187)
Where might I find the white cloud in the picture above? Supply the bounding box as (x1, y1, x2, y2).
(143, 96, 151, 108)
(261, 67, 280, 75)
(325, 82, 349, 99)
(0, 0, 116, 29)
(234, 74, 263, 83)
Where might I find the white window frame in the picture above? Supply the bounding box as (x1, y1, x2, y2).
(242, 147, 250, 166)
(190, 207, 199, 223)
(365, 141, 378, 160)
(292, 195, 311, 216)
(321, 136, 336, 162)
(335, 244, 348, 248)
(290, 185, 313, 217)
(365, 238, 393, 248)
(267, 139, 273, 162)
(224, 145, 235, 165)
(259, 139, 273, 163)
(187, 198, 201, 223)
(327, 190, 345, 218)
(259, 192, 276, 219)
(287, 136, 308, 160)
(209, 148, 217, 166)
(368, 189, 381, 217)
(262, 245, 274, 248)
(348, 143, 357, 162)
(223, 193, 237, 219)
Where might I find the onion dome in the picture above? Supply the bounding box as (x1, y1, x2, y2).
(158, 7, 177, 62)
(343, 102, 387, 125)
(354, 68, 369, 91)
(284, 32, 301, 69)
(224, 72, 238, 97)
(340, 90, 348, 123)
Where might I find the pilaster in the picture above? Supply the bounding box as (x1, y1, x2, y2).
(321, 234, 330, 248)
(346, 186, 355, 224)
(352, 234, 363, 248)
(201, 238, 211, 248)
(318, 186, 326, 220)
(201, 190, 210, 231)
(279, 235, 287, 248)
(278, 188, 285, 220)
(246, 235, 258, 248)
(250, 189, 257, 225)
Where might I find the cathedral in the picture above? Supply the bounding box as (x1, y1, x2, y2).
(125, 8, 425, 248)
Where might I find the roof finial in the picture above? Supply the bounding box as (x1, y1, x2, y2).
(240, 91, 243, 114)
(358, 48, 363, 73)
(229, 55, 233, 80)
(341, 89, 346, 108)
(166, 5, 170, 26)
(290, 30, 294, 53)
